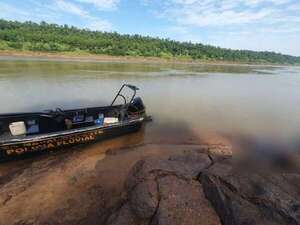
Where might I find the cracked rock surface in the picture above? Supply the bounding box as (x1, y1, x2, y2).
(107, 149, 222, 225)
(1, 141, 299, 225)
(201, 157, 300, 225)
(107, 149, 300, 225)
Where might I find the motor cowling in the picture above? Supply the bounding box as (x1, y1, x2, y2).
(129, 97, 145, 113)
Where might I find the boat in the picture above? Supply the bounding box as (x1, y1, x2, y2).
(0, 84, 147, 159)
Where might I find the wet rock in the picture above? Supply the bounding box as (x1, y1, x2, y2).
(106, 204, 146, 225)
(125, 149, 212, 192)
(201, 157, 300, 225)
(3, 141, 298, 225)
(129, 180, 159, 219)
(152, 176, 220, 225)
(107, 150, 221, 225)
(107, 148, 300, 225)
(0, 142, 230, 225)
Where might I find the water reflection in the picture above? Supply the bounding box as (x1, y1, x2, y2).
(0, 58, 280, 78)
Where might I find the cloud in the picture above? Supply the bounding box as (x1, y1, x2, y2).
(54, 0, 114, 30)
(88, 19, 112, 31)
(0, 0, 114, 31)
(0, 1, 62, 23)
(49, 0, 115, 30)
(143, 0, 300, 55)
(210, 31, 300, 56)
(55, 0, 88, 17)
(0, 2, 30, 20)
(157, 0, 297, 27)
(75, 0, 120, 11)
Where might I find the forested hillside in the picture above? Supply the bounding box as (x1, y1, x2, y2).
(0, 19, 299, 64)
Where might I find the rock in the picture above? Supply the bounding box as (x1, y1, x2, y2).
(201, 157, 300, 225)
(152, 176, 220, 225)
(3, 141, 298, 225)
(129, 180, 159, 219)
(125, 150, 212, 192)
(111, 148, 300, 225)
(0, 142, 230, 225)
(107, 150, 221, 225)
(106, 204, 146, 225)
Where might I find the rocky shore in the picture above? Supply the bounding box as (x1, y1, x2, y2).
(107, 149, 300, 225)
(0, 138, 299, 225)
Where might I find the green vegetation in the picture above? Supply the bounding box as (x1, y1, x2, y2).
(0, 19, 299, 64)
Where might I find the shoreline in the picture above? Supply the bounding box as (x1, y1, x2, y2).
(0, 50, 292, 67)
(1, 135, 299, 225)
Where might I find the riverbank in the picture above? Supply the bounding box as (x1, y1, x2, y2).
(0, 129, 232, 225)
(0, 50, 292, 67)
(108, 146, 300, 225)
(0, 131, 299, 225)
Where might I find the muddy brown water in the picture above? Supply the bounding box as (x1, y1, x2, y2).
(0, 57, 300, 224)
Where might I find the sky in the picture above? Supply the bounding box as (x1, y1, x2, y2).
(1, 0, 300, 56)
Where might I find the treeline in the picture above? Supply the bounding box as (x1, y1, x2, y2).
(0, 19, 299, 64)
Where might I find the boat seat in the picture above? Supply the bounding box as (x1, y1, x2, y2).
(27, 124, 39, 134)
(73, 114, 85, 123)
(26, 119, 40, 134)
(73, 108, 88, 122)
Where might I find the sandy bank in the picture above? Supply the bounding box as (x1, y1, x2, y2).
(0, 50, 288, 67)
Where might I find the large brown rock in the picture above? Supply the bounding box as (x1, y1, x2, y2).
(107, 150, 221, 225)
(106, 204, 146, 225)
(125, 149, 212, 191)
(201, 157, 300, 225)
(152, 176, 220, 225)
(129, 180, 159, 219)
(108, 148, 300, 225)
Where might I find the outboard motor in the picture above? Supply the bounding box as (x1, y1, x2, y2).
(128, 97, 145, 114)
(111, 84, 146, 117)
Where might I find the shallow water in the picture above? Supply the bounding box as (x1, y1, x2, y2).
(0, 57, 300, 150)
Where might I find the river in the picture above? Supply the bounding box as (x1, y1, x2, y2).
(1, 57, 300, 224)
(0, 57, 300, 147)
